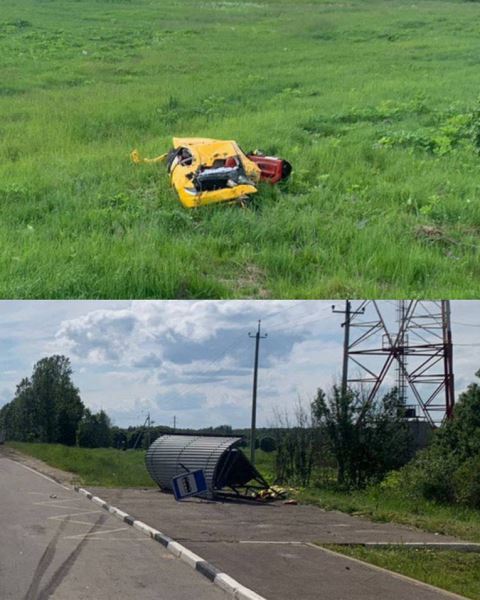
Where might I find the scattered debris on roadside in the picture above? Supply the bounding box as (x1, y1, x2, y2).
(131, 137, 292, 208)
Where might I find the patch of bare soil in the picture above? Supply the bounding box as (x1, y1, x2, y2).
(222, 263, 271, 298)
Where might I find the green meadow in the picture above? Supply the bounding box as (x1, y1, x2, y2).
(2, 0, 480, 298)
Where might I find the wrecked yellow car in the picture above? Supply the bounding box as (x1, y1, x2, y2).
(131, 137, 291, 208)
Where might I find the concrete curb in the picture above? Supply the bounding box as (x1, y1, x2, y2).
(332, 541, 480, 553)
(74, 486, 266, 600)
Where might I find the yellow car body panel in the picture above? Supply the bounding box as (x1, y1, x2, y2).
(170, 137, 261, 208)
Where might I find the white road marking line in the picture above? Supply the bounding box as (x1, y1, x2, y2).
(33, 498, 82, 504)
(31, 496, 79, 502)
(52, 518, 102, 527)
(47, 510, 102, 518)
(11, 460, 70, 490)
(63, 527, 130, 540)
(239, 540, 304, 545)
(33, 501, 90, 510)
(66, 537, 153, 542)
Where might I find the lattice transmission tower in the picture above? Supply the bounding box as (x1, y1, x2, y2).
(336, 300, 455, 426)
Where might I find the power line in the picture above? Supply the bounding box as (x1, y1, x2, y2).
(160, 303, 325, 404)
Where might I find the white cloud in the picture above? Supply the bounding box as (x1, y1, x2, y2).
(0, 300, 479, 428)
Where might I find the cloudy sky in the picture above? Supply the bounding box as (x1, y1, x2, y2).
(0, 300, 479, 429)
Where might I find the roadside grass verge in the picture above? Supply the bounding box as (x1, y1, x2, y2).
(297, 486, 480, 543)
(8, 442, 155, 487)
(322, 545, 480, 600)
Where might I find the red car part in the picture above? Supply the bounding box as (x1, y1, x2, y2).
(247, 154, 292, 184)
(225, 154, 292, 184)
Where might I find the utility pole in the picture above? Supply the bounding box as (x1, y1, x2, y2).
(248, 320, 267, 466)
(146, 412, 150, 448)
(146, 413, 155, 449)
(133, 412, 149, 450)
(442, 300, 455, 420)
(332, 301, 365, 396)
(173, 416, 176, 431)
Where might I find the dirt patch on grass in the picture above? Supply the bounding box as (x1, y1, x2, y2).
(222, 263, 271, 298)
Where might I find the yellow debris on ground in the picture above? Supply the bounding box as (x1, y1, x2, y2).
(132, 137, 261, 208)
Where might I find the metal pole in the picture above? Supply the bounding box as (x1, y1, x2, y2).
(396, 300, 407, 404)
(332, 300, 364, 396)
(442, 300, 455, 419)
(249, 320, 267, 466)
(342, 300, 351, 396)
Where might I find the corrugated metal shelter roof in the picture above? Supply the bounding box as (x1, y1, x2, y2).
(145, 434, 242, 498)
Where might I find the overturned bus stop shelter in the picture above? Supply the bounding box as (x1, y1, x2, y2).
(145, 434, 275, 500)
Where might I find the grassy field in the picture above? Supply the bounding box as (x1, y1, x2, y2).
(325, 545, 480, 599)
(1, 0, 480, 298)
(8, 441, 155, 487)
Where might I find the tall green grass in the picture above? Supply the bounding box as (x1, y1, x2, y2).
(1, 0, 480, 297)
(8, 442, 155, 487)
(298, 485, 480, 542)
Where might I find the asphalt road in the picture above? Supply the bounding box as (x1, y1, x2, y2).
(90, 487, 468, 600)
(0, 457, 227, 600)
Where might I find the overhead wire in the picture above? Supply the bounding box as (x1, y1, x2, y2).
(151, 302, 338, 418)
(147, 300, 480, 427)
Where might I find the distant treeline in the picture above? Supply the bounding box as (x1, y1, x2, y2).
(110, 423, 277, 452)
(0, 354, 277, 450)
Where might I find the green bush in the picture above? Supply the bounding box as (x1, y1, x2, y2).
(401, 450, 458, 504)
(398, 372, 480, 509)
(260, 437, 276, 453)
(454, 456, 480, 508)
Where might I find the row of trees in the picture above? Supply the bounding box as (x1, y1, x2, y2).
(0, 355, 111, 448)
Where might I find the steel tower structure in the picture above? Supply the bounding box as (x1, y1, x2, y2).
(343, 300, 455, 426)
